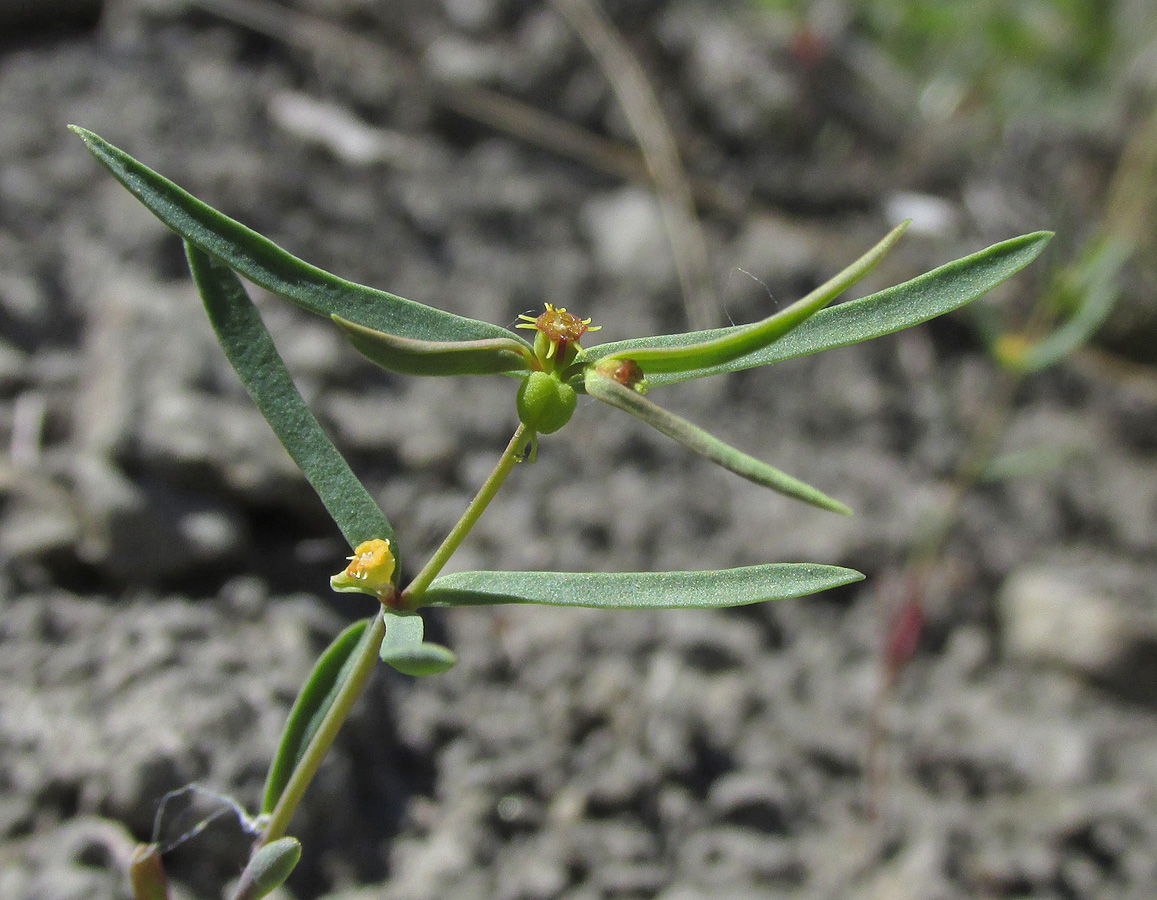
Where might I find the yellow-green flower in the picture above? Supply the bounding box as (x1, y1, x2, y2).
(331, 538, 396, 599)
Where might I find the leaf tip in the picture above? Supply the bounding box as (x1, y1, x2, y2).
(1023, 230, 1056, 250)
(68, 123, 95, 145)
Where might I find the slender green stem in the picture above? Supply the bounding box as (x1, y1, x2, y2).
(260, 612, 386, 846)
(258, 424, 529, 846)
(403, 424, 530, 604)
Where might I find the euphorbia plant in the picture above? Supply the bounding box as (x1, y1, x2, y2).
(71, 125, 1050, 899)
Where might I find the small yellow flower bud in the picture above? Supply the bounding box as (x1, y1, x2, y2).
(331, 538, 396, 597)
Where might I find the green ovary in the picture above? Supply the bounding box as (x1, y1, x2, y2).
(517, 371, 577, 434)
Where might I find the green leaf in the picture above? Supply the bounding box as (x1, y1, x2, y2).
(422, 563, 864, 609)
(70, 126, 515, 343)
(232, 838, 302, 900)
(587, 231, 1053, 386)
(187, 243, 395, 554)
(599, 221, 908, 375)
(333, 315, 532, 377)
(379, 612, 457, 676)
(263, 619, 371, 814)
(584, 370, 850, 514)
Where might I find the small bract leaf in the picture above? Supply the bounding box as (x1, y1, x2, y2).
(232, 837, 302, 900)
(381, 611, 424, 649)
(423, 564, 864, 609)
(187, 244, 395, 554)
(70, 126, 512, 343)
(334, 315, 532, 377)
(585, 370, 850, 514)
(263, 619, 371, 814)
(600, 222, 908, 375)
(378, 612, 457, 676)
(588, 231, 1053, 386)
(384, 642, 458, 677)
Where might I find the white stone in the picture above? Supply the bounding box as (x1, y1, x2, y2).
(1000, 567, 1127, 674)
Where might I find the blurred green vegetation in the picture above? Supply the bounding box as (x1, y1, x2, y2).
(859, 0, 1114, 100)
(758, 0, 1125, 117)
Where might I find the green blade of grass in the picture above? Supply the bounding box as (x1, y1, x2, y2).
(186, 243, 395, 553)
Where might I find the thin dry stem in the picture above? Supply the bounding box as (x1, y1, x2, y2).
(550, 0, 717, 330)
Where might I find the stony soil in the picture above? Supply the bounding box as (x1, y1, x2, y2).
(3, 2, 1157, 899)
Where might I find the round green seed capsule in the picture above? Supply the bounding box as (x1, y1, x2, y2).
(517, 371, 577, 434)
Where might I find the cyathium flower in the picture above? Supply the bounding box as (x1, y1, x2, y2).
(516, 303, 601, 371)
(331, 538, 397, 600)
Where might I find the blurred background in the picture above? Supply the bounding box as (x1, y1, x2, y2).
(2, 1, 1156, 898)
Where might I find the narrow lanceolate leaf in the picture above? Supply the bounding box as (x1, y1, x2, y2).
(600, 222, 908, 375)
(334, 315, 532, 377)
(585, 371, 851, 514)
(70, 126, 514, 343)
(187, 244, 394, 552)
(588, 231, 1053, 386)
(423, 564, 864, 609)
(263, 619, 371, 814)
(379, 612, 457, 676)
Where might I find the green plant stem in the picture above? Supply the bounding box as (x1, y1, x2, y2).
(403, 424, 531, 603)
(260, 612, 385, 846)
(258, 424, 529, 846)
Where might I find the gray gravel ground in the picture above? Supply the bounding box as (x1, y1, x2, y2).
(3, 2, 1157, 899)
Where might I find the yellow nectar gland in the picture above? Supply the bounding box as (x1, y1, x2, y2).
(517, 303, 600, 362)
(332, 538, 396, 598)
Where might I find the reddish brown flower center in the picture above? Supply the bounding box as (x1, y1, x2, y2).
(536, 306, 591, 344)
